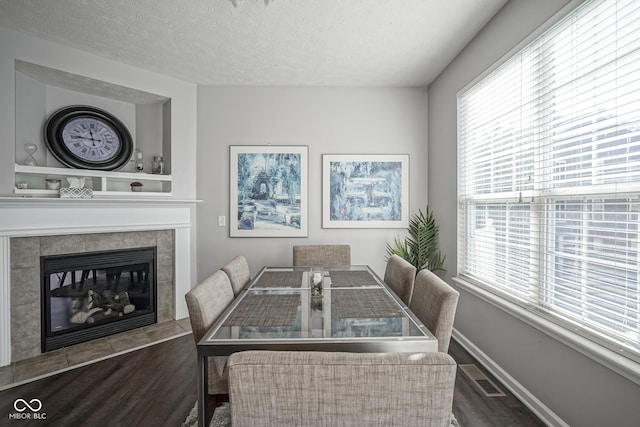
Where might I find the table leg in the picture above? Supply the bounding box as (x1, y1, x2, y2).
(198, 354, 208, 427)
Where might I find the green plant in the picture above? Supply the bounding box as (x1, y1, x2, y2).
(386, 206, 446, 273)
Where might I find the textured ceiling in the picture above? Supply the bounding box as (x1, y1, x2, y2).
(0, 0, 508, 87)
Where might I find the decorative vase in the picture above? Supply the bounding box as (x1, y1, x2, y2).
(152, 156, 164, 174)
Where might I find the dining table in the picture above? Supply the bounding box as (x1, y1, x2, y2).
(196, 264, 438, 426)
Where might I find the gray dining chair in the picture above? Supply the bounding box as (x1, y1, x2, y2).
(383, 254, 417, 305)
(409, 269, 460, 353)
(185, 270, 234, 394)
(227, 350, 457, 427)
(292, 244, 351, 266)
(221, 255, 251, 296)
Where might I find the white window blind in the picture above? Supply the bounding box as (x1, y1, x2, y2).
(458, 0, 640, 361)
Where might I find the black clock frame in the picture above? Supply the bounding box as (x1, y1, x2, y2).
(43, 105, 134, 171)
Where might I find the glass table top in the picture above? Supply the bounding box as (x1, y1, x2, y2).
(201, 266, 434, 345)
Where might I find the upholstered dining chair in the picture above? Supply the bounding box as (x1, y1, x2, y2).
(383, 254, 417, 306)
(409, 269, 460, 353)
(292, 244, 351, 266)
(221, 255, 251, 296)
(227, 351, 457, 427)
(185, 270, 234, 394)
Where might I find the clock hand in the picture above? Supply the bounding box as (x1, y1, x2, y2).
(71, 136, 93, 142)
(88, 130, 98, 147)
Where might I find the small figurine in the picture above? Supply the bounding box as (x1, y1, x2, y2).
(67, 177, 86, 188)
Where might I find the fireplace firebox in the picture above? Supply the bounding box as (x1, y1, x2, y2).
(41, 247, 157, 352)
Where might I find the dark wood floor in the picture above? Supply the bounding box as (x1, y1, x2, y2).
(448, 339, 545, 427)
(0, 334, 545, 426)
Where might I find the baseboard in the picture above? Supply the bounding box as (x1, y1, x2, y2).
(452, 328, 569, 427)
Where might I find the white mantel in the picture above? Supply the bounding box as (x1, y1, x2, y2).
(0, 197, 199, 366)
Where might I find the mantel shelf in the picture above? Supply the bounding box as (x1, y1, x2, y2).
(15, 164, 172, 180)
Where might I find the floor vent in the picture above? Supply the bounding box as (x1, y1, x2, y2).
(459, 364, 506, 397)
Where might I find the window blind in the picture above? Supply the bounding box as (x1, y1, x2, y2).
(457, 0, 640, 361)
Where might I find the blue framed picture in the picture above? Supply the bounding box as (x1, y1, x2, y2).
(322, 154, 409, 228)
(230, 146, 308, 237)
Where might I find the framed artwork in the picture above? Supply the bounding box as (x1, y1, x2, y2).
(322, 154, 409, 228)
(230, 145, 308, 237)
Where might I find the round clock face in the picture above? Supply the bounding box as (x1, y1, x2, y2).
(44, 106, 133, 171)
(61, 117, 122, 162)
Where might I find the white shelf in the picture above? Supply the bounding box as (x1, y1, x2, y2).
(14, 164, 172, 197)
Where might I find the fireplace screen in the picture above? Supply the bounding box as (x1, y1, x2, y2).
(41, 247, 157, 352)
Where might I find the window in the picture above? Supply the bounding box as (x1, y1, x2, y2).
(457, 0, 640, 362)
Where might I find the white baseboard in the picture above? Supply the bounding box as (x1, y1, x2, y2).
(452, 328, 569, 427)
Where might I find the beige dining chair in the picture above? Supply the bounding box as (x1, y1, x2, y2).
(227, 350, 457, 427)
(292, 244, 351, 266)
(221, 255, 251, 296)
(409, 269, 460, 353)
(383, 254, 417, 306)
(185, 270, 234, 395)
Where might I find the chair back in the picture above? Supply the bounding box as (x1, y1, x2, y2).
(383, 254, 417, 305)
(292, 244, 351, 266)
(185, 270, 235, 394)
(185, 270, 234, 343)
(221, 255, 251, 296)
(227, 351, 456, 427)
(409, 269, 460, 353)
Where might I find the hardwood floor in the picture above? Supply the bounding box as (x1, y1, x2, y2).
(0, 334, 545, 426)
(448, 339, 546, 427)
(0, 335, 200, 426)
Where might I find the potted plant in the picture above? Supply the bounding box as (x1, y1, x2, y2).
(130, 181, 144, 192)
(386, 206, 445, 273)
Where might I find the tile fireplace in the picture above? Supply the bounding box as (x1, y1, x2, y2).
(0, 198, 196, 367)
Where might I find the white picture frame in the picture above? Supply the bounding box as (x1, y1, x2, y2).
(322, 154, 409, 229)
(230, 145, 308, 237)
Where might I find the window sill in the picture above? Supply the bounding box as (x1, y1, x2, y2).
(453, 277, 640, 387)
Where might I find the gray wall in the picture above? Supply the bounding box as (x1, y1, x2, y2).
(196, 86, 428, 280)
(428, 0, 640, 426)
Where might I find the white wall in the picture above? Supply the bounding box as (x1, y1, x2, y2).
(197, 86, 428, 280)
(428, 0, 640, 426)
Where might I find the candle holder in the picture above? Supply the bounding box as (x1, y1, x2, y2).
(310, 269, 323, 296)
(45, 179, 61, 190)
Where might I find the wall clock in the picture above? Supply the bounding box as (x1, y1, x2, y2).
(43, 105, 133, 171)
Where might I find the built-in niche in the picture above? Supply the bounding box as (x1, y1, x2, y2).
(13, 60, 172, 194)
